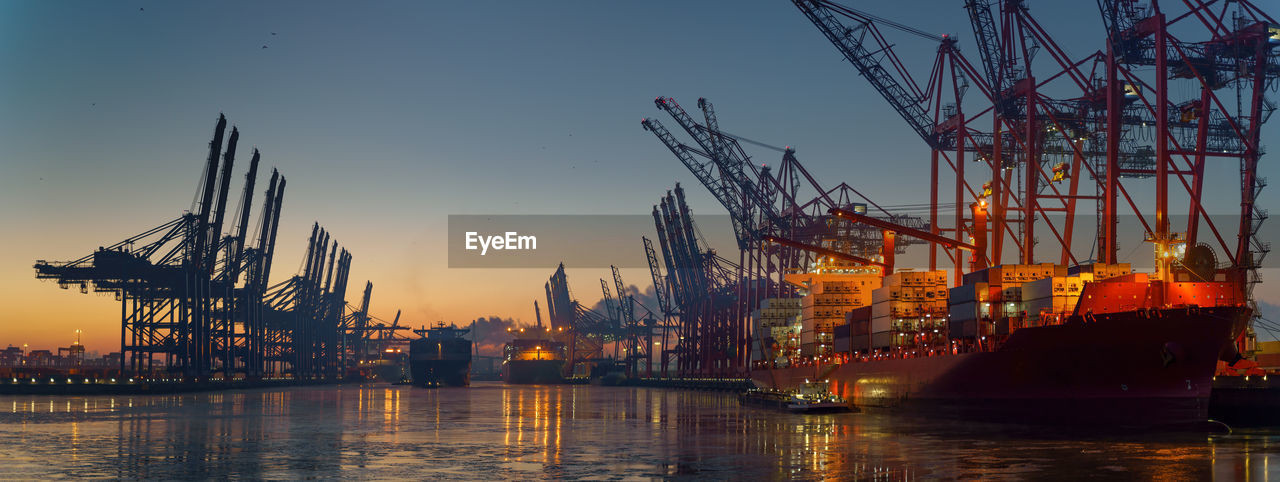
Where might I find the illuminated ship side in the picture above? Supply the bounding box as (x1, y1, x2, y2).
(409, 322, 472, 387)
(753, 265, 1250, 427)
(502, 326, 566, 385)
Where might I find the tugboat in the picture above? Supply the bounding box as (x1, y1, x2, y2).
(740, 380, 853, 414)
(409, 322, 472, 387)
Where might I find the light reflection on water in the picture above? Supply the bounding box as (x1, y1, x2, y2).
(0, 383, 1276, 479)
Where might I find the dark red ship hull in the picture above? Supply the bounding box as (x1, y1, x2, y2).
(753, 306, 1242, 426)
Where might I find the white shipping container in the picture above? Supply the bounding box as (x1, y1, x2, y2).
(882, 273, 901, 287)
(871, 286, 888, 304)
(1024, 298, 1052, 317)
(800, 329, 816, 346)
(871, 315, 892, 333)
(872, 302, 892, 319)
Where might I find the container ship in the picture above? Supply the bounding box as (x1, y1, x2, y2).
(752, 258, 1250, 427)
(502, 324, 566, 384)
(409, 322, 472, 387)
(368, 356, 407, 383)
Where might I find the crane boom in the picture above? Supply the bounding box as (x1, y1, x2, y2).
(792, 0, 941, 148)
(762, 234, 886, 269)
(642, 237, 671, 316)
(642, 118, 755, 246)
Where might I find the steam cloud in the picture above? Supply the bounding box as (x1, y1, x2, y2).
(465, 316, 518, 357)
(586, 284, 663, 320)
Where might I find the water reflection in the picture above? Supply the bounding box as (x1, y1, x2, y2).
(0, 384, 1275, 478)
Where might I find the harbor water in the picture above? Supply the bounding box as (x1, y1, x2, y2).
(1, 382, 1278, 479)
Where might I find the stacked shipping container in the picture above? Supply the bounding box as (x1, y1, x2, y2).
(870, 270, 949, 350)
(1021, 275, 1089, 324)
(799, 275, 877, 357)
(755, 298, 802, 361)
(949, 263, 1134, 338)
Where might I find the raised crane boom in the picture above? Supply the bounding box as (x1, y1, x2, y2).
(654, 97, 776, 238)
(792, 0, 941, 148)
(964, 0, 1006, 102)
(642, 237, 671, 317)
(642, 117, 755, 247)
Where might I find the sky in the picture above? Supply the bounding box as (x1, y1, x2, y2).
(1, 1, 1277, 351)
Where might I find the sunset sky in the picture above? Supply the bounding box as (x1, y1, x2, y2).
(1, 1, 1276, 352)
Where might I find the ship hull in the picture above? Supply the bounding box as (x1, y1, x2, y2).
(753, 306, 1240, 426)
(503, 359, 565, 384)
(409, 337, 472, 387)
(371, 362, 406, 383)
(410, 359, 470, 387)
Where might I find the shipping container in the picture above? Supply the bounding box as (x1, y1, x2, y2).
(800, 342, 817, 357)
(949, 300, 978, 321)
(1002, 286, 1023, 301)
(871, 315, 892, 333)
(833, 324, 851, 353)
(882, 273, 900, 287)
(950, 283, 978, 304)
(871, 331, 894, 349)
(850, 335, 870, 353)
(949, 319, 976, 338)
(963, 266, 993, 285)
(846, 305, 872, 322)
(1021, 277, 1058, 301)
(871, 286, 902, 304)
(852, 318, 870, 336)
(871, 302, 891, 319)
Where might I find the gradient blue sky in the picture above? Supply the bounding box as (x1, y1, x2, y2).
(1, 1, 1276, 350)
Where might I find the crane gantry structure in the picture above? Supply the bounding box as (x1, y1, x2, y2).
(633, 0, 1276, 377)
(33, 114, 401, 381)
(794, 0, 1276, 288)
(641, 97, 931, 376)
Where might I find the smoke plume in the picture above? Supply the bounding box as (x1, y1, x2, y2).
(587, 284, 663, 320)
(465, 316, 519, 357)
